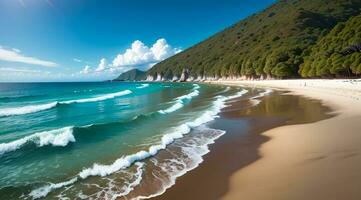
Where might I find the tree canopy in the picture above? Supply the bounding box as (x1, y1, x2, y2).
(147, 0, 361, 79)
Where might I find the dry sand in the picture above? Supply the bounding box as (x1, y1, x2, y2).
(150, 88, 332, 200)
(215, 79, 361, 200)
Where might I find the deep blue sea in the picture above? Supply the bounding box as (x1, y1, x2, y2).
(0, 82, 250, 199)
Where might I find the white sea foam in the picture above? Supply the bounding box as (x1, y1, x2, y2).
(61, 90, 132, 104)
(0, 126, 75, 156)
(176, 89, 200, 101)
(0, 90, 132, 117)
(253, 89, 273, 99)
(250, 89, 273, 105)
(111, 162, 144, 200)
(0, 102, 58, 117)
(79, 89, 248, 179)
(227, 89, 249, 99)
(134, 127, 225, 200)
(158, 84, 200, 114)
(192, 84, 200, 89)
(136, 84, 149, 89)
(158, 102, 184, 114)
(78, 123, 191, 179)
(259, 89, 273, 96)
(29, 177, 78, 199)
(27, 88, 249, 199)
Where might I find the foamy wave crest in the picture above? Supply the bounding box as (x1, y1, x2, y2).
(192, 83, 200, 89)
(29, 177, 78, 199)
(133, 127, 225, 200)
(158, 102, 184, 114)
(61, 90, 132, 104)
(79, 89, 247, 179)
(78, 124, 189, 179)
(0, 90, 132, 117)
(0, 102, 58, 117)
(136, 84, 149, 89)
(26, 88, 248, 199)
(158, 84, 200, 114)
(259, 89, 273, 96)
(250, 89, 273, 105)
(109, 162, 144, 199)
(0, 126, 75, 156)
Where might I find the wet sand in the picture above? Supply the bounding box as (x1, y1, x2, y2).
(222, 114, 361, 200)
(151, 89, 333, 200)
(217, 80, 361, 200)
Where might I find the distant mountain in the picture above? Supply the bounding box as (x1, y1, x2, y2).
(148, 0, 361, 80)
(113, 69, 146, 81)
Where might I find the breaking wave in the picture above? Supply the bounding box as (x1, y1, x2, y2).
(61, 90, 132, 104)
(26, 88, 249, 199)
(0, 127, 75, 156)
(136, 84, 149, 89)
(25, 89, 248, 199)
(29, 177, 78, 199)
(0, 102, 58, 117)
(81, 89, 247, 180)
(250, 89, 273, 105)
(158, 84, 200, 114)
(0, 90, 132, 117)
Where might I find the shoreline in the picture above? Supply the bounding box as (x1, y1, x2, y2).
(150, 86, 334, 200)
(215, 80, 361, 200)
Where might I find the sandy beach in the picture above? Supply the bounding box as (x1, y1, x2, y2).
(151, 79, 361, 200)
(217, 79, 361, 200)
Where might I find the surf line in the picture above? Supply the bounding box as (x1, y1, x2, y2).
(28, 89, 249, 199)
(0, 89, 132, 117)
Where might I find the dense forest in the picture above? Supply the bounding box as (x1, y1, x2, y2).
(300, 14, 361, 77)
(147, 0, 361, 79)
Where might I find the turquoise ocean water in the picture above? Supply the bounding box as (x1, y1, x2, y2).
(0, 82, 250, 199)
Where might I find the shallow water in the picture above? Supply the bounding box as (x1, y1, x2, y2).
(0, 82, 257, 199)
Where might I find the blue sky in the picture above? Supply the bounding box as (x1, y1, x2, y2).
(0, 0, 275, 82)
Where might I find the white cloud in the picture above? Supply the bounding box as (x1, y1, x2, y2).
(80, 65, 92, 74)
(73, 58, 83, 63)
(12, 48, 21, 53)
(111, 38, 180, 70)
(0, 67, 42, 74)
(70, 38, 179, 80)
(73, 58, 92, 65)
(151, 38, 180, 60)
(95, 58, 107, 72)
(0, 46, 57, 67)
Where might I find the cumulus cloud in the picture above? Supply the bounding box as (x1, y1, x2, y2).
(75, 38, 179, 78)
(95, 58, 107, 72)
(111, 38, 180, 71)
(0, 46, 57, 67)
(80, 65, 92, 74)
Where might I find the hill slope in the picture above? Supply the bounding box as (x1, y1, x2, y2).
(300, 13, 361, 77)
(113, 69, 146, 81)
(148, 0, 361, 79)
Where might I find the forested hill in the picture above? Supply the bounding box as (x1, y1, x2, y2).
(300, 14, 361, 77)
(113, 69, 146, 81)
(147, 0, 361, 79)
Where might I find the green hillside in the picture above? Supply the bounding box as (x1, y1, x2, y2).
(113, 69, 146, 81)
(300, 14, 361, 77)
(148, 0, 361, 79)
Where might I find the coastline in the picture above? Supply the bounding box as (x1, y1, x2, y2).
(150, 84, 335, 200)
(214, 79, 361, 200)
